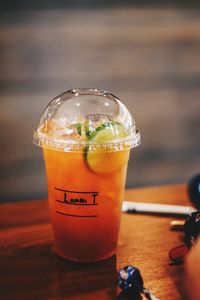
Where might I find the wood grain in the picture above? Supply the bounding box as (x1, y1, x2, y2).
(0, 184, 191, 299)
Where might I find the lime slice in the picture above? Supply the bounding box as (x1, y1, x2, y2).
(86, 122, 130, 174)
(89, 122, 127, 141)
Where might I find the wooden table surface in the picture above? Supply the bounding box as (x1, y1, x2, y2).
(0, 184, 191, 300)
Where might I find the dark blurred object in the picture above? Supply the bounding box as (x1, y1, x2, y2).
(169, 210, 200, 263)
(188, 174, 200, 210)
(184, 210, 200, 248)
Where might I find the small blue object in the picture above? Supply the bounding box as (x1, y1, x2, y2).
(118, 265, 159, 300)
(118, 265, 144, 293)
(188, 174, 200, 209)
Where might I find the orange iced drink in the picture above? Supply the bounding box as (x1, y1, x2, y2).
(43, 146, 130, 261)
(33, 88, 140, 262)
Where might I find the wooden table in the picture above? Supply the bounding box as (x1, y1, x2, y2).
(0, 184, 191, 300)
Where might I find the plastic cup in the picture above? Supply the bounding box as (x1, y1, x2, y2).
(33, 88, 140, 262)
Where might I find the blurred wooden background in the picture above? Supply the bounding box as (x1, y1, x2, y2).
(0, 3, 200, 202)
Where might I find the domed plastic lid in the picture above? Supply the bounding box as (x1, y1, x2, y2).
(33, 88, 141, 152)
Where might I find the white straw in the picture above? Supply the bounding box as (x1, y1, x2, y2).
(122, 201, 196, 216)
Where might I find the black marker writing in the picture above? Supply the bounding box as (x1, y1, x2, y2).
(55, 188, 99, 206)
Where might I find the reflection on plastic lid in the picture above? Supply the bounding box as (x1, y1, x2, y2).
(33, 88, 141, 152)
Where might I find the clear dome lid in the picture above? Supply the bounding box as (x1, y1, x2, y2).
(33, 88, 141, 152)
